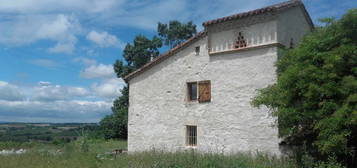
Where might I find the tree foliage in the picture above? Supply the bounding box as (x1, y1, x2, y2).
(252, 9, 357, 167)
(100, 20, 197, 140)
(100, 87, 129, 139)
(158, 20, 197, 48)
(114, 35, 162, 78)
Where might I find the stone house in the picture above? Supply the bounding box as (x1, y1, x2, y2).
(124, 0, 313, 155)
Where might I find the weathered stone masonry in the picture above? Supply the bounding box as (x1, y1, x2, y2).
(125, 0, 313, 155)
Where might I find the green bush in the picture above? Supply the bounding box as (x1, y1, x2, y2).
(0, 141, 36, 150)
(252, 9, 357, 167)
(314, 157, 345, 168)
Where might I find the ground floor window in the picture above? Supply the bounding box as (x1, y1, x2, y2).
(186, 125, 197, 146)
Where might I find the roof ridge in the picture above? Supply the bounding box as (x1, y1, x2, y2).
(124, 31, 207, 81)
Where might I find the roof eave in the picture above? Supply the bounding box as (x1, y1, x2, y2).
(124, 31, 207, 82)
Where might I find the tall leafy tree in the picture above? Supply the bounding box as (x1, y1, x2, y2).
(158, 20, 197, 48)
(100, 87, 129, 139)
(252, 9, 357, 167)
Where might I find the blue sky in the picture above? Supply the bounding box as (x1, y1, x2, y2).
(0, 0, 356, 123)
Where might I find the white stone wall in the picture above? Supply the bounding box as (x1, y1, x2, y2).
(128, 36, 281, 155)
(209, 19, 277, 53)
(277, 6, 313, 47)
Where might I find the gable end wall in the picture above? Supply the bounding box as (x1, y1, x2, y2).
(128, 36, 281, 155)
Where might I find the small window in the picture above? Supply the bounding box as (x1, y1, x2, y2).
(187, 82, 197, 101)
(187, 80, 211, 102)
(289, 38, 294, 49)
(195, 46, 200, 55)
(186, 125, 197, 146)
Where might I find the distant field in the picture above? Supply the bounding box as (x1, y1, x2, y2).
(31, 124, 51, 127)
(0, 123, 100, 143)
(57, 126, 78, 130)
(0, 124, 26, 128)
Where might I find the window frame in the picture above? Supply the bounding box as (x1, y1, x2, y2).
(186, 125, 197, 147)
(195, 46, 200, 56)
(187, 80, 211, 103)
(187, 82, 198, 101)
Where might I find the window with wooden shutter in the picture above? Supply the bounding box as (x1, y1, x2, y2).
(198, 80, 211, 103)
(187, 82, 198, 101)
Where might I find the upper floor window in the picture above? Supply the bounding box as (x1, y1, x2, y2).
(235, 32, 247, 49)
(187, 82, 197, 101)
(187, 80, 211, 103)
(195, 46, 200, 55)
(289, 38, 294, 49)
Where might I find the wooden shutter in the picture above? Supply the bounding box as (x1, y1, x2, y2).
(198, 80, 211, 103)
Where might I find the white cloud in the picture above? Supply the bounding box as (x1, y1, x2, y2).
(48, 42, 75, 54)
(0, 81, 24, 101)
(78, 62, 125, 99)
(38, 14, 79, 54)
(73, 57, 97, 66)
(96, 0, 189, 30)
(38, 81, 51, 86)
(68, 87, 89, 97)
(92, 78, 125, 99)
(36, 15, 80, 41)
(30, 59, 59, 68)
(87, 0, 271, 30)
(0, 14, 80, 54)
(33, 83, 90, 101)
(0, 0, 277, 34)
(0, 100, 111, 123)
(0, 0, 347, 37)
(0, 0, 122, 14)
(80, 64, 114, 79)
(0, 80, 114, 122)
(0, 0, 282, 52)
(86, 31, 124, 48)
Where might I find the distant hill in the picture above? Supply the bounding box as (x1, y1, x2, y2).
(0, 122, 100, 142)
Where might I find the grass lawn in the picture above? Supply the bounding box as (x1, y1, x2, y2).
(0, 140, 298, 168)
